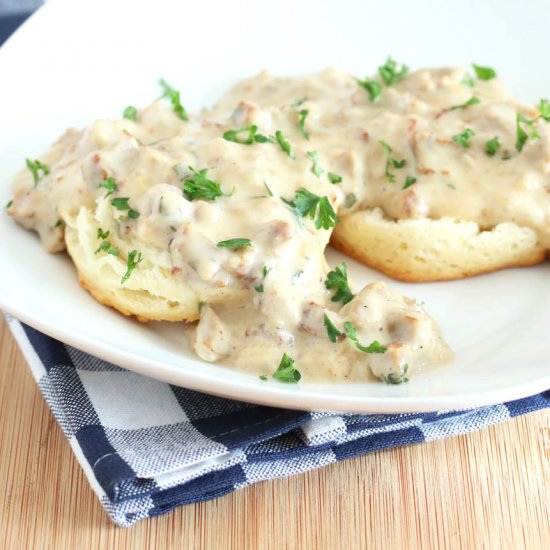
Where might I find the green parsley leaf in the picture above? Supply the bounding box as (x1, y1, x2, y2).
(328, 172, 342, 184)
(379, 140, 406, 182)
(378, 57, 409, 86)
(159, 78, 188, 121)
(306, 150, 324, 178)
(259, 375, 268, 381)
(6, 199, 13, 209)
(122, 105, 137, 121)
(357, 78, 382, 102)
(110, 197, 140, 218)
(97, 228, 110, 239)
(99, 176, 118, 198)
(297, 109, 309, 139)
(381, 364, 409, 384)
(198, 300, 207, 313)
(54, 219, 63, 228)
(272, 353, 301, 383)
(402, 176, 417, 189)
(316, 197, 339, 229)
(323, 314, 343, 343)
(343, 321, 387, 354)
(325, 262, 354, 305)
(216, 238, 252, 250)
(110, 197, 131, 210)
(262, 265, 271, 278)
(121, 250, 143, 284)
(472, 64, 496, 81)
(275, 130, 295, 159)
(284, 188, 339, 230)
(253, 133, 274, 143)
(26, 159, 50, 187)
(538, 98, 550, 121)
(461, 73, 475, 88)
(223, 125, 269, 145)
(183, 167, 225, 201)
(95, 240, 119, 256)
(485, 136, 501, 157)
(516, 113, 539, 152)
(291, 187, 319, 218)
(449, 96, 480, 111)
(254, 284, 264, 293)
(452, 128, 475, 149)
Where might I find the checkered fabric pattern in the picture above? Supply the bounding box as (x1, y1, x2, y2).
(6, 316, 549, 527)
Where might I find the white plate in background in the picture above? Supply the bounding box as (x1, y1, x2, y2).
(1, 0, 549, 413)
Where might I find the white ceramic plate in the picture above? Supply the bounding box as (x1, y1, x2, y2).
(1, 0, 549, 413)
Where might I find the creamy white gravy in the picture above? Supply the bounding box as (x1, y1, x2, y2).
(13, 65, 547, 383)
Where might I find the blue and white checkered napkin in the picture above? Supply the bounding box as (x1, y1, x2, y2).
(6, 316, 550, 527)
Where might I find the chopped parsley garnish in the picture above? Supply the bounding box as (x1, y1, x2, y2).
(324, 315, 387, 354)
(297, 109, 310, 139)
(54, 219, 63, 228)
(272, 353, 301, 383)
(275, 130, 295, 159)
(306, 150, 324, 178)
(223, 125, 272, 145)
(95, 240, 119, 256)
(343, 322, 387, 354)
(402, 176, 417, 189)
(216, 238, 252, 250)
(6, 199, 13, 209)
(539, 99, 550, 121)
(514, 102, 550, 153)
(323, 314, 343, 343)
(461, 73, 475, 88)
(381, 364, 409, 384)
(485, 136, 501, 157)
(284, 188, 339, 230)
(121, 250, 143, 284)
(472, 64, 496, 81)
(255, 264, 270, 293)
(325, 262, 354, 305)
(122, 106, 137, 121)
(289, 188, 318, 216)
(328, 172, 342, 184)
(95, 228, 119, 255)
(110, 197, 140, 219)
(99, 176, 118, 198)
(379, 140, 406, 182)
(159, 78, 188, 121)
(263, 181, 274, 197)
(378, 57, 409, 86)
(26, 159, 49, 187)
(259, 374, 268, 381)
(516, 113, 539, 152)
(357, 78, 382, 102)
(198, 300, 206, 313)
(183, 167, 225, 201)
(450, 96, 480, 110)
(316, 197, 339, 229)
(452, 128, 475, 149)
